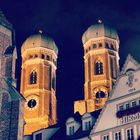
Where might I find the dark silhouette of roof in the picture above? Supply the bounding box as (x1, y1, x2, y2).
(50, 109, 101, 140)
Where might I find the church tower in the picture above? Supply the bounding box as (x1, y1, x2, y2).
(74, 21, 120, 115)
(0, 10, 24, 140)
(20, 32, 58, 135)
(0, 10, 17, 87)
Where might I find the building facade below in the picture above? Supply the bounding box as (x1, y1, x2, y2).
(74, 22, 120, 115)
(90, 55, 140, 140)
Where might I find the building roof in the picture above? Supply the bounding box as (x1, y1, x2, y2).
(50, 110, 101, 140)
(21, 33, 58, 54)
(0, 10, 13, 30)
(0, 76, 24, 101)
(82, 23, 119, 44)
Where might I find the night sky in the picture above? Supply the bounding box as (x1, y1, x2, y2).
(1, 0, 140, 122)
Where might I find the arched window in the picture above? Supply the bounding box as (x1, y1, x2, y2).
(41, 54, 45, 59)
(35, 54, 38, 58)
(30, 71, 37, 84)
(95, 61, 103, 75)
(105, 42, 109, 49)
(93, 44, 97, 48)
(111, 44, 114, 50)
(96, 91, 106, 98)
(29, 55, 33, 59)
(99, 43, 102, 48)
(46, 55, 50, 60)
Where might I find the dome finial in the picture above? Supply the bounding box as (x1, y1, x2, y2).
(98, 19, 102, 24)
(39, 30, 43, 34)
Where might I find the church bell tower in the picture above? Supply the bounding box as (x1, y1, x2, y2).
(20, 32, 58, 135)
(74, 21, 120, 115)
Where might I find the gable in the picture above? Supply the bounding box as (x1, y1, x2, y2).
(121, 54, 140, 75)
(90, 54, 140, 134)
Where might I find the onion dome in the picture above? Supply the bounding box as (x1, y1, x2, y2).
(82, 22, 119, 44)
(21, 32, 58, 54)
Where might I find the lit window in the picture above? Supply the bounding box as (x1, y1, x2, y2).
(126, 128, 134, 140)
(69, 126, 74, 135)
(35, 133, 42, 140)
(102, 135, 109, 140)
(93, 44, 97, 48)
(114, 132, 121, 140)
(95, 61, 103, 75)
(30, 71, 37, 84)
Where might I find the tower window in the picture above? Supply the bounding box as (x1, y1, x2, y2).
(35, 54, 38, 58)
(93, 44, 97, 48)
(95, 61, 103, 75)
(29, 55, 33, 59)
(86, 49, 88, 53)
(30, 70, 37, 84)
(105, 42, 109, 49)
(46, 55, 50, 60)
(111, 44, 114, 50)
(41, 54, 45, 59)
(110, 57, 116, 78)
(99, 43, 102, 48)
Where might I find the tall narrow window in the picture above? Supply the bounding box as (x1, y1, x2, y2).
(110, 57, 114, 77)
(30, 71, 37, 84)
(35, 133, 42, 140)
(105, 42, 109, 49)
(99, 43, 102, 48)
(110, 57, 116, 78)
(85, 121, 91, 130)
(111, 44, 114, 50)
(93, 44, 97, 48)
(103, 135, 109, 140)
(126, 128, 134, 140)
(69, 126, 74, 135)
(46, 55, 50, 60)
(114, 132, 121, 140)
(41, 54, 45, 59)
(95, 61, 103, 75)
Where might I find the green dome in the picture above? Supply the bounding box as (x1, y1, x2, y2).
(21, 33, 58, 54)
(82, 23, 119, 44)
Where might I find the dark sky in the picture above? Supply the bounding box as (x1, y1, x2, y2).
(1, 0, 140, 121)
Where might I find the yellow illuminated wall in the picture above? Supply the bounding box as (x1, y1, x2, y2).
(74, 25, 120, 115)
(20, 34, 58, 135)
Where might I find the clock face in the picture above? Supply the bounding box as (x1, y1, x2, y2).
(25, 96, 39, 110)
(28, 99, 37, 108)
